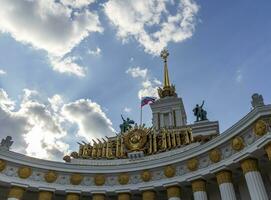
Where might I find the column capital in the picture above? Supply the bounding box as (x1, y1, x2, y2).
(66, 193, 80, 200)
(166, 186, 181, 199)
(264, 142, 271, 160)
(142, 190, 156, 200)
(118, 193, 130, 200)
(216, 170, 232, 185)
(93, 194, 105, 200)
(240, 158, 258, 174)
(39, 191, 53, 200)
(191, 179, 206, 192)
(8, 186, 25, 199)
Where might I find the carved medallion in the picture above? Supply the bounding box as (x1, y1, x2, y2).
(44, 171, 58, 183)
(124, 128, 149, 151)
(231, 136, 244, 151)
(254, 120, 268, 136)
(18, 166, 32, 179)
(164, 165, 176, 178)
(118, 173, 129, 185)
(95, 174, 105, 186)
(187, 158, 199, 171)
(141, 170, 151, 182)
(70, 173, 83, 185)
(209, 149, 221, 163)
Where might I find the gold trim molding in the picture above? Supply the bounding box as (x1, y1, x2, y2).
(241, 158, 258, 174)
(216, 170, 232, 185)
(209, 149, 221, 163)
(18, 166, 32, 179)
(231, 136, 245, 151)
(191, 179, 206, 192)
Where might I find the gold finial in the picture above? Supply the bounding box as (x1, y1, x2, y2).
(160, 48, 170, 88)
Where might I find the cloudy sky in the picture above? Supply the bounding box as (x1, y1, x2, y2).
(0, 0, 270, 160)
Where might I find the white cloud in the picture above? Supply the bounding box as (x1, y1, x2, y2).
(126, 67, 148, 79)
(0, 69, 6, 75)
(236, 70, 243, 83)
(60, 0, 95, 8)
(126, 67, 161, 99)
(124, 107, 132, 113)
(0, 0, 103, 76)
(87, 47, 102, 56)
(62, 99, 115, 140)
(0, 88, 115, 160)
(104, 0, 199, 55)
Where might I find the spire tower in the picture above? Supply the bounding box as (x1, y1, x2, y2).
(158, 48, 177, 98)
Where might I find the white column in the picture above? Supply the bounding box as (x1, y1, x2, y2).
(7, 186, 25, 200)
(192, 179, 208, 200)
(241, 158, 268, 200)
(216, 170, 236, 200)
(167, 186, 181, 200)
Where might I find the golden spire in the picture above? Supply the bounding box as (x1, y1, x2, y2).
(160, 48, 170, 88)
(158, 48, 177, 98)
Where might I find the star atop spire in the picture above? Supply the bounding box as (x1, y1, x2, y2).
(160, 48, 169, 63)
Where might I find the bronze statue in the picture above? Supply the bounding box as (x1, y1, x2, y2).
(120, 115, 135, 133)
(193, 101, 208, 122)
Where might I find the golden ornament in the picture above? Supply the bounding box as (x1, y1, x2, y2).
(241, 158, 258, 174)
(187, 158, 199, 171)
(38, 191, 53, 200)
(191, 179, 206, 192)
(164, 165, 176, 178)
(118, 173, 130, 185)
(8, 186, 25, 199)
(95, 174, 105, 186)
(264, 142, 271, 160)
(93, 194, 106, 200)
(231, 136, 245, 151)
(0, 159, 6, 172)
(216, 170, 232, 185)
(124, 128, 149, 151)
(66, 193, 80, 200)
(70, 173, 83, 185)
(167, 186, 181, 198)
(141, 170, 151, 182)
(209, 149, 221, 163)
(18, 166, 32, 179)
(44, 171, 58, 183)
(254, 120, 268, 136)
(142, 190, 156, 200)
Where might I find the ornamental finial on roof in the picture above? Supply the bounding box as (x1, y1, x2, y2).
(160, 48, 169, 63)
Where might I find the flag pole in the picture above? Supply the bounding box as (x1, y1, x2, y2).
(140, 98, 143, 126)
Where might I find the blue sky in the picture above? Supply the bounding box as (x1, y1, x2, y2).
(0, 0, 270, 160)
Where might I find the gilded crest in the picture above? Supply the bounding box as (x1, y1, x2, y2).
(124, 128, 149, 151)
(254, 119, 268, 136)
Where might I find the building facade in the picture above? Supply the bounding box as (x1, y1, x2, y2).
(0, 50, 271, 200)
